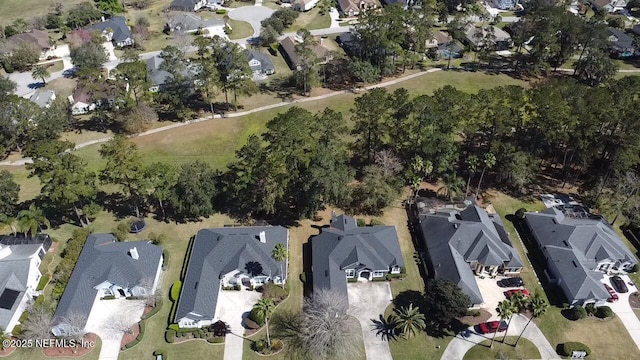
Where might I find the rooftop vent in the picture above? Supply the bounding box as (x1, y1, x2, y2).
(572, 261, 578, 268)
(259, 231, 266, 243)
(129, 247, 139, 260)
(454, 223, 459, 229)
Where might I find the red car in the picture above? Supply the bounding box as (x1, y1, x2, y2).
(604, 284, 619, 302)
(504, 289, 529, 298)
(474, 321, 508, 334)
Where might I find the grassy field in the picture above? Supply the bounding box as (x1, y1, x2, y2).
(0, 0, 86, 22)
(227, 19, 254, 40)
(289, 8, 331, 31)
(462, 336, 540, 360)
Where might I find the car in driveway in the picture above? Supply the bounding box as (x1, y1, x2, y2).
(504, 289, 529, 298)
(604, 283, 619, 302)
(474, 320, 508, 334)
(497, 277, 524, 288)
(611, 275, 629, 293)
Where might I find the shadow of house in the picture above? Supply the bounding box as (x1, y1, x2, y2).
(174, 227, 289, 329)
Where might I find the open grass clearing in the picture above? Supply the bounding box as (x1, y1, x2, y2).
(227, 19, 254, 39)
(289, 7, 331, 31)
(227, 0, 256, 8)
(43, 60, 64, 73)
(0, 0, 86, 22)
(462, 336, 540, 360)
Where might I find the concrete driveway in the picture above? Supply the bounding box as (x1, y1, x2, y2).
(347, 281, 393, 360)
(602, 274, 640, 351)
(476, 276, 526, 316)
(216, 289, 262, 360)
(83, 296, 146, 360)
(442, 313, 560, 360)
(228, 6, 274, 38)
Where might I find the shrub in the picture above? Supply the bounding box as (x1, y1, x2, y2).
(149, 232, 167, 246)
(124, 338, 141, 349)
(356, 218, 366, 227)
(36, 274, 50, 291)
(254, 339, 267, 352)
(141, 299, 162, 320)
(300, 272, 306, 283)
(585, 303, 596, 315)
(19, 311, 29, 323)
(216, 9, 227, 14)
(168, 324, 180, 332)
(162, 249, 169, 269)
(560, 342, 591, 357)
(271, 339, 283, 350)
(208, 336, 224, 343)
(113, 221, 130, 241)
(369, 218, 385, 226)
(244, 317, 260, 329)
(165, 329, 176, 343)
(170, 281, 182, 301)
(249, 307, 265, 326)
(466, 309, 481, 317)
(102, 295, 116, 300)
(34, 295, 44, 307)
(515, 208, 527, 219)
(595, 306, 613, 319)
(631, 264, 639, 273)
(572, 305, 587, 320)
(12, 325, 22, 335)
(562, 303, 570, 309)
(261, 283, 288, 303)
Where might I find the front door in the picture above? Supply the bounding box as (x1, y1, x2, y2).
(360, 271, 370, 280)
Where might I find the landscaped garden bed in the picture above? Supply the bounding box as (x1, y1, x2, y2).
(42, 333, 98, 357)
(251, 338, 284, 356)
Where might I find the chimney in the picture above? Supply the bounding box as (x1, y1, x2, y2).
(129, 247, 139, 260)
(259, 231, 266, 244)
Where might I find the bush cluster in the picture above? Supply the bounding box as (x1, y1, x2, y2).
(560, 342, 591, 357)
(595, 306, 613, 319)
(249, 307, 265, 326)
(165, 329, 176, 343)
(260, 283, 289, 304)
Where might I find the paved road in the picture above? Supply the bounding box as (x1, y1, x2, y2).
(347, 281, 394, 360)
(442, 314, 560, 360)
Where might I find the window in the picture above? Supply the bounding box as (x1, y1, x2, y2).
(391, 266, 401, 274)
(345, 269, 355, 278)
(373, 271, 384, 278)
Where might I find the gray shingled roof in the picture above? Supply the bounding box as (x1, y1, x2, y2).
(311, 214, 404, 303)
(170, 0, 202, 11)
(608, 27, 636, 51)
(525, 207, 637, 303)
(247, 50, 275, 73)
(89, 16, 132, 44)
(0, 243, 42, 331)
(418, 204, 523, 305)
(175, 227, 288, 323)
(167, 13, 225, 32)
(52, 234, 162, 329)
(29, 90, 55, 108)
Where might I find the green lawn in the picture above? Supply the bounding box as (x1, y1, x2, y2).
(227, 19, 254, 40)
(0, 0, 86, 22)
(463, 336, 540, 360)
(226, 0, 256, 8)
(44, 60, 64, 73)
(289, 8, 331, 31)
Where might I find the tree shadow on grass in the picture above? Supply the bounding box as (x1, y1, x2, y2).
(370, 314, 398, 342)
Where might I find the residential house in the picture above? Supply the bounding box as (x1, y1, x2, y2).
(311, 213, 404, 303)
(174, 227, 289, 329)
(29, 90, 56, 108)
(4, 30, 54, 61)
(293, 0, 320, 11)
(464, 24, 512, 51)
(166, 13, 227, 38)
(525, 207, 638, 305)
(592, 0, 626, 13)
(279, 36, 334, 70)
(51, 234, 162, 337)
(415, 200, 523, 306)
(68, 81, 125, 115)
(0, 235, 51, 335)
(381, 0, 421, 8)
(337, 0, 379, 16)
(491, 0, 518, 10)
(607, 27, 637, 58)
(425, 31, 463, 59)
(246, 50, 275, 76)
(170, 0, 207, 11)
(145, 55, 198, 92)
(89, 16, 134, 48)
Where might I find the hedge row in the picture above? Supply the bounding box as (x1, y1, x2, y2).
(162, 249, 169, 270)
(36, 274, 50, 291)
(122, 320, 146, 350)
(170, 281, 182, 301)
(560, 342, 591, 357)
(141, 299, 163, 320)
(153, 350, 168, 359)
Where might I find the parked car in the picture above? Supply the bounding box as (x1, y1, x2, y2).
(474, 320, 508, 334)
(504, 289, 529, 298)
(497, 277, 524, 288)
(604, 283, 619, 302)
(611, 275, 629, 293)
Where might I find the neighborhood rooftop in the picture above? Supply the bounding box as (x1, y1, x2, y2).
(89, 16, 132, 44)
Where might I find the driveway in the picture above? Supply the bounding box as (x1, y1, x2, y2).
(216, 289, 262, 360)
(347, 281, 393, 360)
(83, 296, 146, 360)
(602, 274, 640, 351)
(476, 276, 525, 316)
(228, 6, 274, 38)
(442, 313, 560, 360)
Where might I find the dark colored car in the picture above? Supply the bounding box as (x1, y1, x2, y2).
(497, 277, 524, 288)
(474, 321, 508, 334)
(504, 289, 529, 298)
(604, 283, 619, 302)
(611, 276, 629, 293)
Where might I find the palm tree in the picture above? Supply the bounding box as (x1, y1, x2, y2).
(393, 304, 426, 339)
(515, 292, 548, 347)
(271, 243, 288, 287)
(31, 65, 50, 84)
(493, 300, 516, 348)
(465, 155, 480, 197)
(0, 214, 17, 235)
(17, 204, 50, 237)
(437, 173, 465, 201)
(475, 152, 496, 200)
(254, 298, 276, 349)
